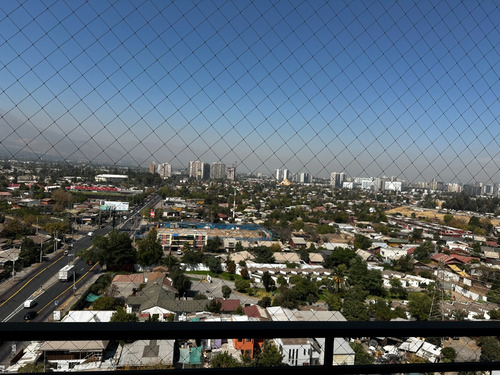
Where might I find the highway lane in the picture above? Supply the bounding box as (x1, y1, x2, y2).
(0, 198, 153, 367)
(3, 258, 101, 323)
(0, 226, 109, 323)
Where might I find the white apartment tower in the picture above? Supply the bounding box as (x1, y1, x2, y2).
(158, 162, 172, 179)
(330, 172, 346, 188)
(189, 160, 205, 180)
(227, 166, 236, 181)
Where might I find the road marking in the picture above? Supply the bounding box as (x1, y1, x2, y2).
(0, 255, 65, 308)
(37, 262, 99, 315)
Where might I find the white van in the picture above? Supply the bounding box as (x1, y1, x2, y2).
(24, 299, 36, 308)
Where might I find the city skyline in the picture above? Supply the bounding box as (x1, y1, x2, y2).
(1, 1, 499, 184)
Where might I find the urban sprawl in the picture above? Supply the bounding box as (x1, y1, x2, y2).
(1, 159, 500, 371)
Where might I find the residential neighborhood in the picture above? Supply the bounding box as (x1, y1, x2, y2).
(1, 160, 500, 370)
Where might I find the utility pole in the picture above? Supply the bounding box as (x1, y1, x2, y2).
(233, 187, 236, 220)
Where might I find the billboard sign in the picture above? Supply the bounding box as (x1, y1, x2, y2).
(99, 201, 129, 211)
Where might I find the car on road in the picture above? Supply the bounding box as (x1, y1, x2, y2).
(24, 299, 37, 308)
(87, 231, 94, 236)
(24, 311, 37, 321)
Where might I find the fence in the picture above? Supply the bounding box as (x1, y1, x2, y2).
(1, 0, 500, 373)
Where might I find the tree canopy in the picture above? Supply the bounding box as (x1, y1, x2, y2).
(84, 230, 136, 271)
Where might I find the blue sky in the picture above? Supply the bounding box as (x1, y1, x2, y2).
(1, 0, 499, 184)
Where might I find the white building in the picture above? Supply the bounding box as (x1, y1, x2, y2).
(380, 247, 408, 261)
(158, 162, 172, 179)
(266, 307, 355, 366)
(94, 174, 128, 182)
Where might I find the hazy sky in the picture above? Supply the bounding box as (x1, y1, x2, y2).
(1, 0, 499, 184)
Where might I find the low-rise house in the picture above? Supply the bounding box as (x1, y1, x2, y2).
(266, 307, 354, 366)
(484, 251, 500, 264)
(355, 249, 377, 263)
(289, 236, 307, 249)
(216, 299, 241, 313)
(61, 311, 115, 323)
(117, 339, 175, 369)
(225, 250, 254, 264)
(308, 252, 324, 265)
(273, 252, 302, 264)
(111, 274, 145, 298)
(380, 247, 408, 261)
(126, 280, 208, 320)
(431, 253, 477, 265)
(39, 340, 109, 371)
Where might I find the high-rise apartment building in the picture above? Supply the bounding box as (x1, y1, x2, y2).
(149, 161, 155, 174)
(330, 172, 346, 188)
(227, 166, 236, 181)
(299, 172, 311, 183)
(158, 162, 172, 179)
(189, 160, 205, 180)
(210, 162, 226, 179)
(283, 169, 291, 181)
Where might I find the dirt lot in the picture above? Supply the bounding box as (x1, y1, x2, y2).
(385, 206, 500, 227)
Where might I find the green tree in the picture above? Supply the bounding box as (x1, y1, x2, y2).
(441, 346, 456, 363)
(162, 254, 180, 271)
(258, 296, 272, 308)
(84, 230, 136, 270)
(222, 285, 232, 299)
(234, 278, 251, 293)
(136, 228, 163, 267)
(170, 268, 192, 298)
(348, 257, 383, 296)
(353, 234, 372, 250)
(262, 271, 276, 292)
(468, 216, 481, 230)
(181, 249, 203, 269)
(110, 308, 139, 322)
(210, 351, 240, 368)
(253, 246, 275, 263)
(323, 248, 356, 269)
(350, 341, 374, 365)
(342, 286, 369, 321)
(206, 299, 222, 313)
(323, 292, 342, 311)
(254, 340, 285, 367)
(19, 237, 39, 266)
(413, 241, 434, 262)
(478, 336, 500, 362)
(389, 278, 408, 299)
(205, 236, 223, 252)
(443, 214, 454, 225)
(204, 255, 223, 273)
(408, 292, 432, 321)
(17, 363, 50, 373)
(92, 296, 117, 310)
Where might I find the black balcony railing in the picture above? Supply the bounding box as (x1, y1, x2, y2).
(4, 320, 500, 374)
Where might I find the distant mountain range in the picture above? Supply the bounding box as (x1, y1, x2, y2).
(0, 109, 138, 166)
